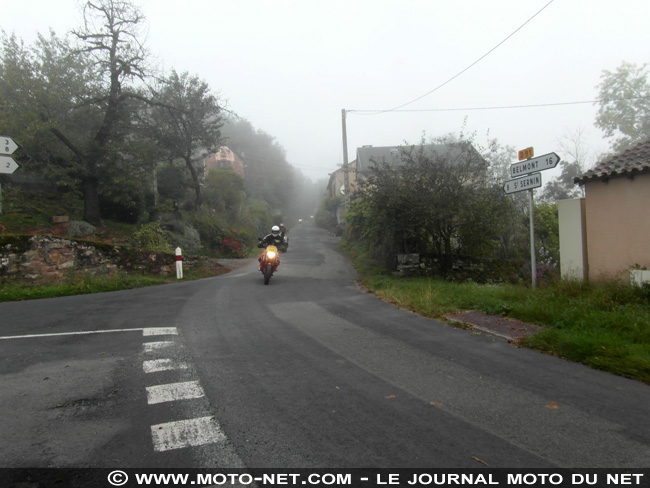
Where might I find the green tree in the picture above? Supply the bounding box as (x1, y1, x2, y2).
(0, 0, 152, 225)
(533, 202, 559, 267)
(346, 140, 519, 271)
(220, 118, 295, 212)
(595, 62, 650, 153)
(399, 142, 491, 269)
(315, 196, 343, 233)
(148, 70, 225, 208)
(155, 163, 191, 202)
(203, 168, 245, 218)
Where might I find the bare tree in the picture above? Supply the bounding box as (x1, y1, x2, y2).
(50, 0, 151, 224)
(540, 127, 591, 202)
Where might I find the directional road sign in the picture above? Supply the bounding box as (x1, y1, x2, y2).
(0, 155, 21, 174)
(503, 172, 542, 194)
(510, 152, 560, 178)
(0, 136, 20, 155)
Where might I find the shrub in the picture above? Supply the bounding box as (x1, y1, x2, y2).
(131, 222, 173, 253)
(188, 207, 226, 245)
(213, 228, 246, 258)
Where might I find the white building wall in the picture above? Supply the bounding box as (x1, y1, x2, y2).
(558, 198, 588, 281)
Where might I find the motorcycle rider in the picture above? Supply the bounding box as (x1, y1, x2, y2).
(258, 225, 283, 270)
(278, 222, 289, 251)
(258, 225, 284, 248)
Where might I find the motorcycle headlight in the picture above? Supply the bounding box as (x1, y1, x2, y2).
(267, 251, 276, 259)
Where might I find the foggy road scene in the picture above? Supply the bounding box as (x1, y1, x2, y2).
(1, 0, 649, 483)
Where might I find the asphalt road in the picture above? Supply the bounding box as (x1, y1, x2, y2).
(1, 221, 649, 469)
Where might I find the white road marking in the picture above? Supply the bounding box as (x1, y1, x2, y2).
(143, 327, 178, 336)
(143, 359, 189, 373)
(146, 380, 205, 405)
(0, 328, 143, 340)
(143, 341, 176, 352)
(0, 326, 178, 340)
(150, 416, 226, 452)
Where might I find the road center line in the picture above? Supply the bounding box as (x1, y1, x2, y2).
(150, 416, 226, 452)
(143, 359, 189, 373)
(143, 341, 176, 352)
(146, 380, 205, 404)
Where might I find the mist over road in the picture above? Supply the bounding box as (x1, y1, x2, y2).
(1, 221, 649, 469)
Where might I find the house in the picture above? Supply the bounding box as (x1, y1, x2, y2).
(326, 168, 346, 199)
(326, 142, 487, 223)
(203, 146, 245, 177)
(560, 137, 650, 282)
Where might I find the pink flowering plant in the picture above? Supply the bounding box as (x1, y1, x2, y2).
(213, 228, 246, 258)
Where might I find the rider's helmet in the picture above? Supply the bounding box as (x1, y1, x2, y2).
(271, 225, 280, 236)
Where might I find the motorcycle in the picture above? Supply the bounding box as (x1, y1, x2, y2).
(278, 233, 289, 252)
(258, 243, 280, 285)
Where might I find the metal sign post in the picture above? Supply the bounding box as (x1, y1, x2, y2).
(504, 148, 561, 290)
(528, 189, 536, 289)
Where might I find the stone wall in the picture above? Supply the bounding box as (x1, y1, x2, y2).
(0, 235, 213, 283)
(396, 253, 522, 283)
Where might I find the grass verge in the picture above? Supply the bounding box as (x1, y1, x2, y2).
(355, 266, 650, 384)
(0, 266, 225, 302)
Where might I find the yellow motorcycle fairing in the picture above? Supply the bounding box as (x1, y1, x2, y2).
(266, 245, 278, 260)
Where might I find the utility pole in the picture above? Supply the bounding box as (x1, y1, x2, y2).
(341, 109, 349, 196)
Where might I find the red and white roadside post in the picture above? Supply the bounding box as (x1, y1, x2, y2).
(175, 247, 183, 279)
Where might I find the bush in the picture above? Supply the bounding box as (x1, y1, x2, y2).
(99, 178, 146, 224)
(188, 207, 226, 246)
(213, 228, 246, 258)
(131, 222, 173, 253)
(241, 200, 274, 237)
(315, 196, 341, 232)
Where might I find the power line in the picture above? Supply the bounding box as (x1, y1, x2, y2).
(348, 96, 650, 114)
(368, 0, 556, 115)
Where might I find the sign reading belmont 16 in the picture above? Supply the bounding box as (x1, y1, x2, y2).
(0, 136, 21, 174)
(510, 152, 560, 178)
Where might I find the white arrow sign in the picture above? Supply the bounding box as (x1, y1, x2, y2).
(510, 152, 560, 178)
(504, 172, 542, 194)
(0, 136, 20, 155)
(0, 155, 21, 174)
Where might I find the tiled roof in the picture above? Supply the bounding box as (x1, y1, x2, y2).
(575, 137, 650, 184)
(355, 142, 487, 175)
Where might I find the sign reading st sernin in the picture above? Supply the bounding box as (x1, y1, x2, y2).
(503, 172, 542, 194)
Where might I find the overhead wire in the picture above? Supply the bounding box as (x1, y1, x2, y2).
(357, 0, 557, 115)
(348, 96, 650, 114)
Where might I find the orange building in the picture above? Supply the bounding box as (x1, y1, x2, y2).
(570, 137, 650, 281)
(204, 146, 245, 177)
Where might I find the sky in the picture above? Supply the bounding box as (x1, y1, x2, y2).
(4, 0, 649, 183)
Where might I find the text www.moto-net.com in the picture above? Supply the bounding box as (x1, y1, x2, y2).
(108, 471, 353, 486)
